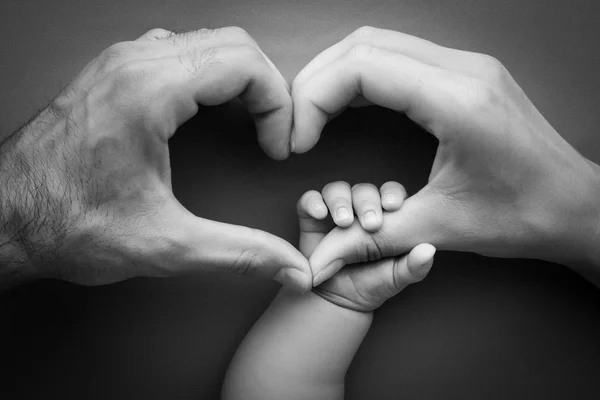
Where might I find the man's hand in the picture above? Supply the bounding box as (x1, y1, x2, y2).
(290, 26, 600, 285)
(0, 27, 311, 291)
(297, 182, 435, 311)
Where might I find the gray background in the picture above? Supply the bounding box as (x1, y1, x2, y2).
(2, 0, 600, 399)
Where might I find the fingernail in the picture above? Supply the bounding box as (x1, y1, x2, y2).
(364, 210, 378, 225)
(313, 259, 345, 286)
(336, 207, 350, 220)
(313, 203, 328, 218)
(384, 194, 396, 205)
(274, 268, 311, 293)
(412, 250, 436, 278)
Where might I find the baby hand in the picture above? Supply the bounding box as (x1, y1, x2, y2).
(297, 181, 436, 312)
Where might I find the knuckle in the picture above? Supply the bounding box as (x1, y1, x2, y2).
(350, 25, 379, 40)
(146, 27, 167, 34)
(110, 61, 150, 90)
(477, 54, 507, 85)
(104, 41, 132, 57)
(49, 94, 71, 118)
(349, 43, 374, 61)
(99, 41, 136, 71)
(224, 26, 253, 43)
(144, 28, 171, 39)
(236, 43, 263, 62)
(357, 235, 383, 263)
(104, 61, 154, 112)
(460, 77, 503, 113)
(231, 249, 260, 276)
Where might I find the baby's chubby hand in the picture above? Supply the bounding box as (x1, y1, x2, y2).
(297, 181, 435, 312)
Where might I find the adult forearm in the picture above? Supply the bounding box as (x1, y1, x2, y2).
(0, 108, 60, 286)
(0, 196, 32, 287)
(222, 288, 372, 400)
(0, 132, 34, 285)
(580, 160, 600, 266)
(560, 158, 600, 285)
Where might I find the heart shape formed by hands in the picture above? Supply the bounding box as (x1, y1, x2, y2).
(2, 26, 598, 291)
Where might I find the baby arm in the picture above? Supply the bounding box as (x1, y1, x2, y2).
(221, 287, 371, 400)
(222, 182, 435, 400)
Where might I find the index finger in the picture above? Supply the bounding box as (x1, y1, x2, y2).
(293, 26, 495, 89)
(192, 45, 293, 160)
(291, 45, 466, 153)
(125, 43, 293, 160)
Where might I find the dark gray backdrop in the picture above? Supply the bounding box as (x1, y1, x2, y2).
(2, 1, 600, 399)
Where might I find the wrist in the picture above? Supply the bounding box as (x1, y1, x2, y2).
(575, 160, 600, 272)
(539, 157, 600, 281)
(312, 287, 378, 314)
(0, 129, 39, 285)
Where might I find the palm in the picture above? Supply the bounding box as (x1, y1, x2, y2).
(417, 93, 583, 260)
(314, 261, 398, 312)
(300, 217, 396, 312)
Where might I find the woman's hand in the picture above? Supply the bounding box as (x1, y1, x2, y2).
(291, 26, 600, 284)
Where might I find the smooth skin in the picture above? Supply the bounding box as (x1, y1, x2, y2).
(222, 182, 435, 400)
(0, 27, 311, 291)
(290, 26, 600, 287)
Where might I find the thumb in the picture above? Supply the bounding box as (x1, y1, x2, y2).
(159, 203, 312, 292)
(310, 188, 451, 286)
(362, 243, 436, 303)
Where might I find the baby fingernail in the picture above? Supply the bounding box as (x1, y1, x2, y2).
(336, 207, 350, 220)
(312, 203, 327, 218)
(364, 210, 378, 225)
(384, 194, 396, 204)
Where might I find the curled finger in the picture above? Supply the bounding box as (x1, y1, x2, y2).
(322, 181, 354, 228)
(380, 181, 407, 212)
(351, 183, 383, 232)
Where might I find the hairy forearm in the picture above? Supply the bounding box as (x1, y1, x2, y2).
(0, 130, 35, 284)
(0, 107, 65, 286)
(222, 288, 372, 400)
